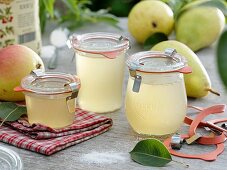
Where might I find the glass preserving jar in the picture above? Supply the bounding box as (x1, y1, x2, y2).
(0, 145, 23, 170)
(67, 32, 130, 113)
(15, 70, 80, 128)
(125, 49, 192, 139)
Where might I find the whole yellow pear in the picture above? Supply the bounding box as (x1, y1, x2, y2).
(128, 0, 174, 43)
(0, 45, 45, 101)
(152, 40, 217, 98)
(176, 7, 225, 51)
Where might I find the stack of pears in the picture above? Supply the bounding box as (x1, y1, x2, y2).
(127, 0, 225, 98)
(128, 0, 225, 52)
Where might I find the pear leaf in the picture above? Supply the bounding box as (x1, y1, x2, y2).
(42, 0, 55, 18)
(217, 30, 227, 88)
(0, 102, 26, 125)
(176, 0, 227, 20)
(160, 0, 194, 19)
(130, 138, 172, 167)
(144, 33, 168, 50)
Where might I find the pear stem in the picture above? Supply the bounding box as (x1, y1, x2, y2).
(206, 88, 220, 96)
(172, 159, 189, 168)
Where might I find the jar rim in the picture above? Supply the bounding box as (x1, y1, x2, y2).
(67, 32, 130, 53)
(126, 49, 187, 73)
(21, 72, 80, 95)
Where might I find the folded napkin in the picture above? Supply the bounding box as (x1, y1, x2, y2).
(0, 108, 112, 155)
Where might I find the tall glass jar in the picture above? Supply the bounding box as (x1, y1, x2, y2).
(67, 32, 130, 113)
(125, 49, 192, 139)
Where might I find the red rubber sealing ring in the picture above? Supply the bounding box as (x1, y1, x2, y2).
(188, 105, 226, 145)
(164, 134, 225, 161)
(164, 104, 226, 161)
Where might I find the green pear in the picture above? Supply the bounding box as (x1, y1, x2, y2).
(176, 7, 225, 51)
(128, 0, 174, 43)
(152, 40, 219, 98)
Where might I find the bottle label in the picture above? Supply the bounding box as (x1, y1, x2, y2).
(0, 0, 41, 53)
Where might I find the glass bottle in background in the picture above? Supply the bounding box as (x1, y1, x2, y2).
(0, 0, 41, 53)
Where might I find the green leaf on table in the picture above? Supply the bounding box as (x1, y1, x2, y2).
(0, 102, 26, 125)
(144, 33, 168, 50)
(217, 30, 227, 88)
(130, 138, 172, 167)
(176, 0, 227, 20)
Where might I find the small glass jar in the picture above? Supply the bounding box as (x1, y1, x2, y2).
(15, 70, 80, 128)
(67, 32, 130, 113)
(125, 49, 192, 139)
(0, 145, 23, 170)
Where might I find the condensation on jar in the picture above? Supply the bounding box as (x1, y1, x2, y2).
(15, 69, 80, 128)
(67, 32, 130, 113)
(125, 49, 192, 138)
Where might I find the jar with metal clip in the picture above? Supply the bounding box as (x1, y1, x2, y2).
(67, 32, 130, 113)
(125, 48, 192, 139)
(15, 69, 80, 128)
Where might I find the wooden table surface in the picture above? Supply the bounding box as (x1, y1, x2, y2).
(1, 18, 227, 170)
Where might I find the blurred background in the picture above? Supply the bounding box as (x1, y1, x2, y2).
(88, 0, 139, 16)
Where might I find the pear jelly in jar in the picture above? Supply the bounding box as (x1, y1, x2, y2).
(125, 48, 192, 139)
(18, 70, 80, 128)
(68, 32, 130, 113)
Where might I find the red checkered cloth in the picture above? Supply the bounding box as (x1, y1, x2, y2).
(0, 108, 112, 155)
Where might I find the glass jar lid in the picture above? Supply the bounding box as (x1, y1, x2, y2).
(0, 145, 23, 170)
(21, 70, 80, 95)
(67, 32, 130, 53)
(126, 48, 187, 73)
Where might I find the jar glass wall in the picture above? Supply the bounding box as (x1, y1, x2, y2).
(76, 51, 125, 113)
(125, 49, 191, 139)
(24, 92, 75, 128)
(125, 72, 187, 138)
(68, 32, 130, 113)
